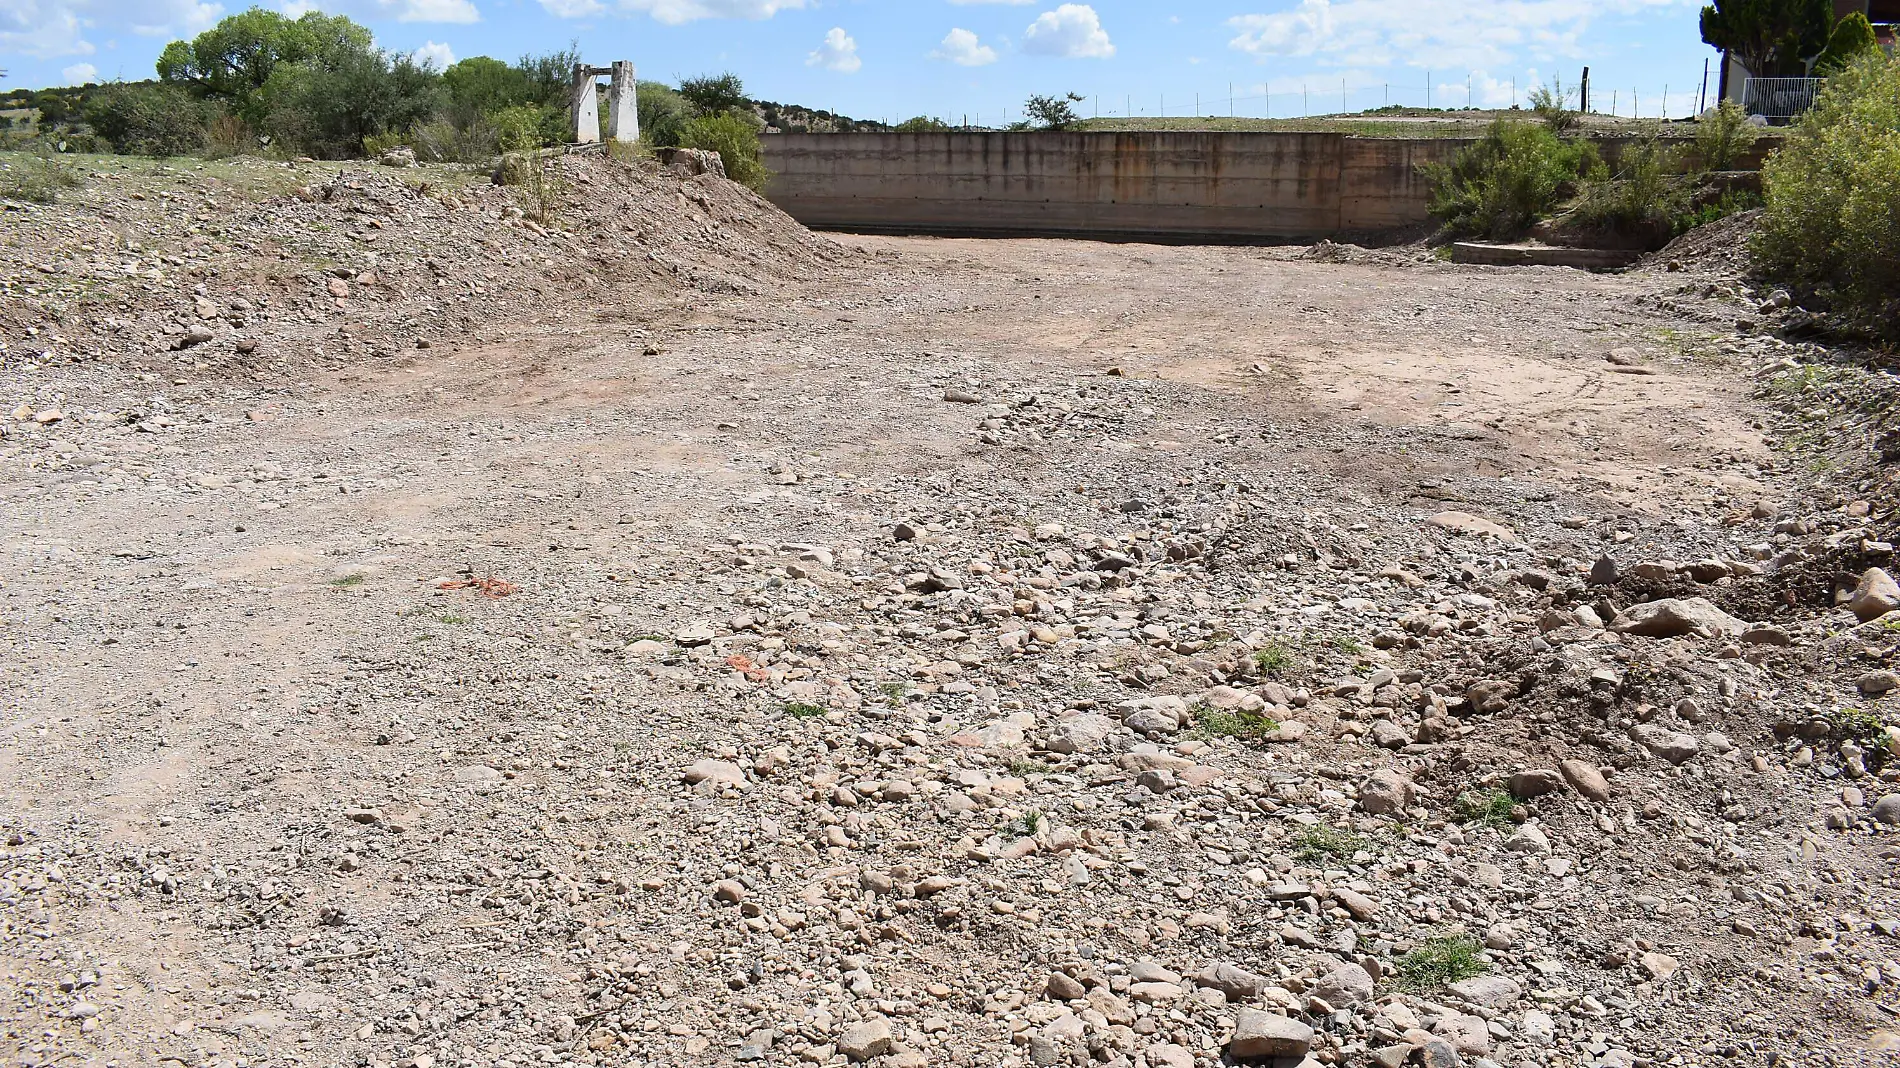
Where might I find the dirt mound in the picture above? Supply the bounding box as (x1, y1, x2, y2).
(0, 151, 851, 379)
(1641, 208, 1762, 276)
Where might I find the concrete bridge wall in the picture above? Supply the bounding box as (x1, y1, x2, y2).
(760, 131, 1466, 243)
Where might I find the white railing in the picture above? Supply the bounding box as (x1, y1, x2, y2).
(1741, 77, 1821, 119)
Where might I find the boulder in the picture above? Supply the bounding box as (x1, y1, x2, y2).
(1357, 769, 1414, 815)
(1426, 511, 1517, 542)
(1850, 568, 1900, 623)
(1559, 759, 1612, 803)
(1609, 597, 1747, 638)
(1312, 962, 1375, 1006)
(1227, 1009, 1312, 1059)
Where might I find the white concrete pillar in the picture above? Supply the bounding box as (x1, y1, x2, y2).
(608, 61, 640, 143)
(571, 63, 600, 144)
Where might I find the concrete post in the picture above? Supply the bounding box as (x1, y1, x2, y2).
(607, 61, 639, 143)
(571, 63, 600, 144)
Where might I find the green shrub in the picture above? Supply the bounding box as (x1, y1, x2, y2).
(638, 81, 692, 148)
(1196, 707, 1281, 741)
(1568, 134, 1693, 241)
(0, 150, 85, 204)
(896, 116, 953, 132)
(1695, 100, 1758, 170)
(1289, 824, 1369, 863)
(1527, 78, 1580, 134)
(410, 116, 497, 164)
(1753, 50, 1900, 337)
(1453, 788, 1516, 826)
(259, 50, 446, 159)
(679, 111, 770, 191)
(1422, 119, 1600, 240)
(83, 83, 214, 157)
(1672, 189, 1763, 234)
(678, 73, 748, 115)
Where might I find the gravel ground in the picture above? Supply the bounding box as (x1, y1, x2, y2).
(2, 154, 1898, 1068)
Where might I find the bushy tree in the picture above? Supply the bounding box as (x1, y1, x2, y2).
(679, 111, 769, 191)
(83, 83, 215, 156)
(1754, 50, 1900, 335)
(36, 91, 71, 126)
(678, 73, 748, 115)
(516, 45, 582, 107)
(157, 8, 373, 122)
(1421, 119, 1601, 239)
(1814, 11, 1880, 73)
(1696, 99, 1758, 169)
(896, 116, 952, 132)
(442, 56, 532, 122)
(1698, 0, 1832, 77)
(638, 81, 692, 147)
(259, 49, 446, 158)
(1024, 92, 1084, 130)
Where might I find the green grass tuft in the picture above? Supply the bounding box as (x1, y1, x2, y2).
(1289, 824, 1369, 864)
(1395, 934, 1490, 991)
(1196, 707, 1282, 741)
(783, 702, 826, 719)
(1455, 788, 1516, 827)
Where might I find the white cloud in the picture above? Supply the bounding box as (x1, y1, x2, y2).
(1022, 3, 1112, 59)
(61, 61, 98, 82)
(410, 39, 454, 68)
(1, 0, 218, 59)
(931, 27, 997, 66)
(538, 0, 604, 14)
(391, 0, 478, 22)
(1227, 0, 1694, 70)
(807, 25, 860, 73)
(948, 0, 1031, 4)
(616, 0, 803, 23)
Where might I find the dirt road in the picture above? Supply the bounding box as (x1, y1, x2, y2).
(4, 190, 1894, 1068)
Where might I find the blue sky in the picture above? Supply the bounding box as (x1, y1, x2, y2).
(7, 0, 1723, 122)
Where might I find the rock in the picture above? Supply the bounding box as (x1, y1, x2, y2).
(1630, 723, 1700, 764)
(943, 388, 982, 404)
(712, 879, 746, 904)
(1465, 679, 1517, 714)
(178, 324, 214, 347)
(1046, 971, 1086, 1000)
(1435, 1014, 1490, 1055)
(1872, 795, 1900, 826)
(1448, 975, 1521, 1008)
(837, 1017, 894, 1061)
(892, 522, 920, 541)
(1195, 962, 1269, 1001)
(1589, 556, 1620, 585)
(1521, 1010, 1557, 1045)
(1608, 597, 1747, 638)
(1227, 1009, 1313, 1059)
(1416, 1038, 1463, 1068)
(1741, 625, 1793, 646)
(1559, 759, 1612, 803)
(1357, 769, 1414, 815)
(1638, 952, 1679, 981)
(675, 621, 717, 646)
(682, 759, 747, 788)
(1144, 1043, 1194, 1068)
(666, 147, 726, 178)
(1427, 511, 1517, 542)
(1850, 568, 1900, 623)
(1507, 769, 1562, 799)
(1504, 823, 1551, 854)
(326, 277, 351, 299)
(1858, 671, 1900, 697)
(379, 146, 417, 167)
(1332, 887, 1379, 920)
(1047, 713, 1116, 754)
(1312, 962, 1374, 1005)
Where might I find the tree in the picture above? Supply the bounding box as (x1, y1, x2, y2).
(35, 91, 70, 126)
(157, 8, 373, 120)
(83, 83, 214, 156)
(1699, 0, 1832, 78)
(678, 73, 748, 115)
(1814, 12, 1879, 73)
(258, 49, 445, 159)
(1024, 91, 1084, 130)
(515, 45, 581, 107)
(638, 80, 691, 146)
(442, 56, 531, 122)
(895, 116, 952, 132)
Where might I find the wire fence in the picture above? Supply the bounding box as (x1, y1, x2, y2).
(1740, 77, 1821, 120)
(878, 68, 1729, 131)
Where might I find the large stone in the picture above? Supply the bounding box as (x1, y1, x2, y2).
(1227, 1009, 1312, 1059)
(1630, 723, 1700, 764)
(1609, 597, 1747, 639)
(837, 1017, 894, 1061)
(682, 759, 747, 788)
(1047, 713, 1117, 754)
(1850, 568, 1900, 623)
(1426, 510, 1517, 541)
(1195, 961, 1269, 1001)
(1312, 962, 1375, 1006)
(1872, 794, 1900, 826)
(1559, 759, 1612, 803)
(1507, 769, 1562, 799)
(1357, 769, 1415, 814)
(1448, 975, 1522, 1008)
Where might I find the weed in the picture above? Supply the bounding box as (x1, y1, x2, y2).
(1289, 824, 1369, 864)
(1006, 757, 1049, 778)
(1253, 641, 1296, 679)
(1454, 788, 1516, 827)
(1004, 809, 1043, 840)
(330, 574, 366, 588)
(1695, 99, 1758, 170)
(439, 613, 471, 625)
(1527, 78, 1580, 135)
(1420, 118, 1599, 240)
(1196, 707, 1282, 742)
(1832, 707, 1891, 768)
(1394, 934, 1490, 991)
(0, 150, 84, 204)
(879, 681, 907, 701)
(783, 702, 826, 719)
(1328, 634, 1367, 655)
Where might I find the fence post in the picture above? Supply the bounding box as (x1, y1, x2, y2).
(1580, 67, 1590, 113)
